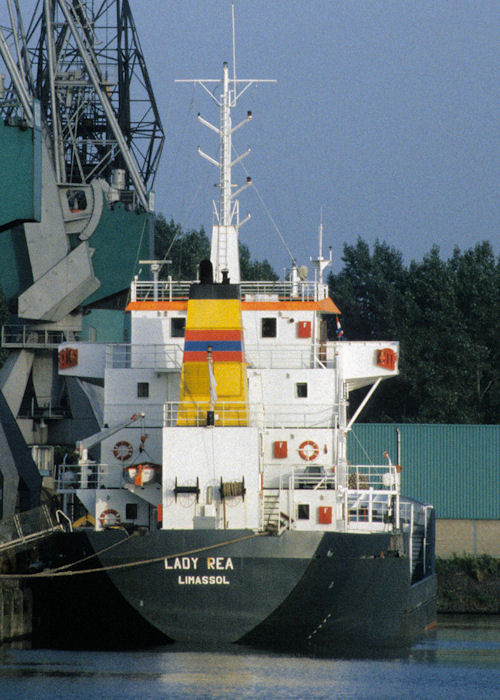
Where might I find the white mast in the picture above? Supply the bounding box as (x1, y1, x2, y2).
(310, 208, 332, 286)
(176, 17, 275, 282)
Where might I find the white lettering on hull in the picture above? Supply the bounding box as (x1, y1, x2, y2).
(164, 556, 234, 584)
(165, 556, 199, 570)
(178, 575, 230, 585)
(164, 556, 233, 571)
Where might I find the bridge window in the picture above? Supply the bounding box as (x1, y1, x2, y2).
(261, 317, 277, 338)
(171, 317, 185, 338)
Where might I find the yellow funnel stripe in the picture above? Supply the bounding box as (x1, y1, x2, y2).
(178, 296, 248, 426)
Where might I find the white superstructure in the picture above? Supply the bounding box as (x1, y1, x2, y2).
(55, 59, 402, 539)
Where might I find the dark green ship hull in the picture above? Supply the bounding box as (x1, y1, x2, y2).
(31, 527, 436, 654)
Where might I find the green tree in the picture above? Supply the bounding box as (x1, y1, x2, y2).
(448, 242, 500, 420)
(401, 246, 471, 422)
(154, 215, 210, 280)
(154, 215, 278, 281)
(328, 237, 407, 340)
(328, 238, 500, 424)
(239, 242, 278, 281)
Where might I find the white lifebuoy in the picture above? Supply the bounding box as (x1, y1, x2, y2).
(298, 440, 319, 461)
(113, 440, 133, 461)
(99, 509, 121, 528)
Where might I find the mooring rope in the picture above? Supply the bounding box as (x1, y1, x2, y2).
(52, 529, 138, 573)
(0, 530, 268, 579)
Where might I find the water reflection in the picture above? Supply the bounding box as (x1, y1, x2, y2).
(0, 615, 498, 700)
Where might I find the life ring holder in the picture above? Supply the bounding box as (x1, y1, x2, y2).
(113, 440, 133, 462)
(99, 509, 121, 528)
(298, 440, 320, 462)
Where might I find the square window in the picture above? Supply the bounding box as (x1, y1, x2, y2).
(296, 382, 308, 398)
(298, 504, 310, 520)
(171, 317, 186, 338)
(126, 503, 138, 520)
(261, 317, 277, 338)
(137, 382, 149, 398)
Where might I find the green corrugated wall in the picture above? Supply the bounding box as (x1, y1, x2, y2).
(0, 116, 41, 233)
(82, 309, 130, 343)
(348, 424, 500, 520)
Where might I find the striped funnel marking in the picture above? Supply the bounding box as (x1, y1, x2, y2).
(183, 329, 243, 362)
(177, 290, 248, 425)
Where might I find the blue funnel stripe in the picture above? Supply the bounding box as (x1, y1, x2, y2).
(184, 340, 242, 352)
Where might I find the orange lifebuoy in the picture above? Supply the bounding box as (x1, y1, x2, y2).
(396, 464, 403, 473)
(298, 440, 319, 461)
(99, 509, 121, 528)
(113, 440, 133, 461)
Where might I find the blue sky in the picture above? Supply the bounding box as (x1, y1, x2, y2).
(140, 0, 500, 274)
(4, 1, 500, 275)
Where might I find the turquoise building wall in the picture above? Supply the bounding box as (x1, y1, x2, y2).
(0, 115, 41, 300)
(348, 424, 500, 519)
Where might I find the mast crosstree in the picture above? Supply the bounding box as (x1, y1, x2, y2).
(177, 63, 275, 282)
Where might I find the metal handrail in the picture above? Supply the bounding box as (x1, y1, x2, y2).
(1, 324, 87, 348)
(105, 343, 184, 369)
(163, 401, 338, 428)
(130, 278, 330, 303)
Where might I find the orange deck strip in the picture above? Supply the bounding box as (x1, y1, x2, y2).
(127, 298, 340, 314)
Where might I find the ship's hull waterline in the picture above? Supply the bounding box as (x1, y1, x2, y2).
(31, 528, 436, 653)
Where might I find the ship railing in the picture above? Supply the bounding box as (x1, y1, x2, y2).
(240, 280, 330, 302)
(104, 342, 335, 370)
(397, 499, 435, 581)
(105, 343, 183, 369)
(347, 464, 401, 491)
(285, 469, 336, 491)
(245, 344, 336, 369)
(345, 463, 402, 530)
(132, 279, 192, 302)
(130, 279, 329, 303)
(56, 462, 120, 491)
(1, 324, 87, 348)
(250, 402, 338, 429)
(344, 489, 399, 529)
(163, 402, 338, 428)
(104, 404, 165, 427)
(163, 402, 248, 427)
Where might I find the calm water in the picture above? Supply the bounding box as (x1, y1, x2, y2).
(0, 615, 498, 699)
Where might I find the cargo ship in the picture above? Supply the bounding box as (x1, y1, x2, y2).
(30, 55, 436, 654)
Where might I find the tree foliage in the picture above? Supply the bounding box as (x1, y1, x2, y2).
(154, 215, 210, 281)
(328, 238, 500, 424)
(154, 215, 277, 281)
(239, 242, 278, 281)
